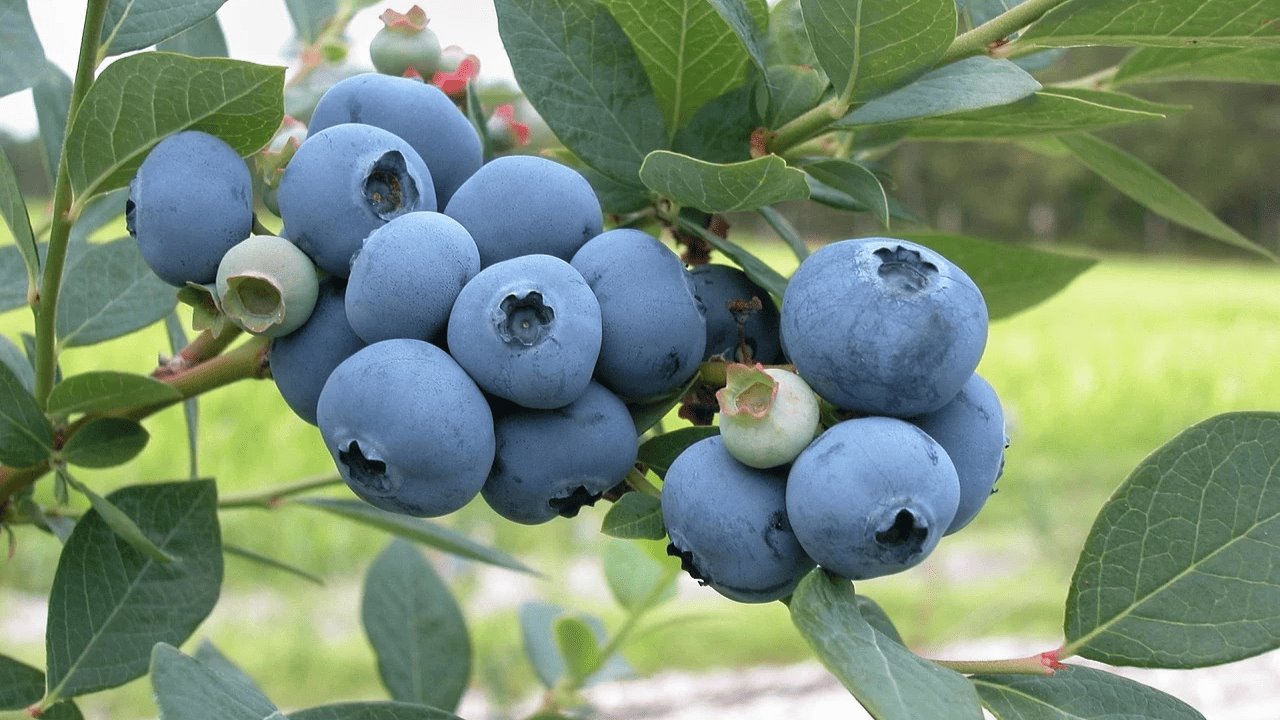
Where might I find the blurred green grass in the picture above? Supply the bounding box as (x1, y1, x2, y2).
(3, 239, 1280, 717)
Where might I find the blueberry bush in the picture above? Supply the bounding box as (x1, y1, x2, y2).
(1, 0, 1278, 718)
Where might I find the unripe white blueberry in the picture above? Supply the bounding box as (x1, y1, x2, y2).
(215, 234, 319, 338)
(717, 364, 820, 468)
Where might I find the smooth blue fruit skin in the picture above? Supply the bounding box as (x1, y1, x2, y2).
(308, 73, 481, 209)
(786, 416, 960, 580)
(270, 279, 366, 425)
(662, 436, 814, 603)
(447, 254, 602, 409)
(912, 373, 1006, 535)
(444, 155, 604, 267)
(780, 238, 988, 417)
(345, 212, 480, 343)
(690, 264, 783, 364)
(127, 130, 252, 286)
(482, 382, 637, 524)
(317, 338, 495, 517)
(278, 122, 435, 277)
(571, 229, 706, 400)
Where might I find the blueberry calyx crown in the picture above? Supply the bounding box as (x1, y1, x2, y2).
(497, 291, 554, 346)
(666, 542, 708, 586)
(363, 151, 419, 220)
(872, 507, 929, 563)
(339, 440, 399, 496)
(873, 245, 938, 293)
(547, 485, 602, 518)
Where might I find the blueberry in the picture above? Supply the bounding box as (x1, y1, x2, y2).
(215, 234, 319, 338)
(571, 229, 706, 399)
(345, 212, 480, 343)
(369, 7, 443, 78)
(309, 73, 481, 209)
(717, 364, 820, 469)
(662, 436, 814, 603)
(912, 373, 1007, 534)
(269, 279, 366, 425)
(444, 155, 604, 267)
(689, 264, 783, 364)
(317, 339, 494, 517)
(482, 382, 637, 524)
(780, 238, 988, 417)
(786, 416, 960, 580)
(278, 123, 435, 277)
(447, 254, 601, 409)
(127, 130, 252, 286)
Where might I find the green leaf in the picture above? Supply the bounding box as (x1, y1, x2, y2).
(671, 83, 759, 164)
(1, 148, 39, 298)
(70, 188, 130, 245)
(62, 471, 174, 563)
(0, 355, 54, 468)
(799, 0, 957, 103)
(65, 53, 284, 202)
(99, 0, 230, 56)
(901, 232, 1096, 320)
(150, 643, 279, 720)
(47, 371, 182, 416)
(627, 375, 696, 434)
(0, 245, 28, 312)
(0, 0, 45, 98)
(1064, 412, 1280, 668)
(156, 14, 230, 57)
(641, 151, 809, 213)
(638, 425, 720, 478)
(290, 702, 463, 720)
(759, 205, 811, 261)
(903, 88, 1182, 139)
(555, 615, 602, 683)
(603, 539, 676, 612)
(1022, 0, 1280, 49)
(519, 603, 630, 688)
(223, 542, 324, 585)
(761, 64, 828, 128)
(675, 215, 789, 301)
(974, 665, 1206, 719)
(362, 540, 471, 712)
(496, 0, 668, 185)
(841, 57, 1041, 126)
(192, 640, 266, 697)
(0, 335, 34, 394)
(601, 492, 667, 540)
(297, 498, 537, 575)
(33, 62, 73, 186)
(1115, 47, 1280, 85)
(706, 0, 770, 78)
(790, 571, 984, 720)
(1060, 133, 1275, 260)
(284, 0, 339, 44)
(582, 167, 653, 215)
(164, 312, 199, 478)
(46, 481, 222, 699)
(766, 0, 821, 69)
(0, 654, 45, 710)
(856, 595, 904, 645)
(601, 0, 755, 137)
(61, 419, 150, 469)
(803, 160, 891, 227)
(55, 238, 176, 347)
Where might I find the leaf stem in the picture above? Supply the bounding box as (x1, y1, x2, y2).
(155, 327, 244, 378)
(932, 649, 1066, 676)
(938, 0, 1071, 66)
(219, 474, 345, 510)
(33, 0, 111, 409)
(767, 99, 850, 155)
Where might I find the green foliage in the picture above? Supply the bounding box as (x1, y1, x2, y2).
(902, 88, 1183, 139)
(150, 643, 280, 720)
(284, 0, 339, 44)
(0, 149, 37, 298)
(157, 15, 230, 58)
(60, 418, 150, 468)
(55, 239, 176, 348)
(0, 0, 45, 98)
(290, 703, 463, 720)
(362, 540, 472, 711)
(99, 0, 230, 56)
(790, 571, 984, 719)
(0, 353, 53, 467)
(0, 654, 45, 709)
(637, 425, 719, 478)
(47, 371, 181, 416)
(602, 539, 676, 612)
(1115, 47, 1280, 86)
(600, 492, 666, 540)
(640, 152, 810, 213)
(519, 603, 630, 689)
(802, 160, 891, 226)
(32, 62, 73, 184)
(1022, 0, 1280, 48)
(841, 57, 1041, 126)
(975, 666, 1206, 719)
(1064, 412, 1280, 668)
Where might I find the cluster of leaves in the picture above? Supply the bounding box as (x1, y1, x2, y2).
(1, 0, 1278, 718)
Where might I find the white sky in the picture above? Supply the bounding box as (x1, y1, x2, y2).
(0, 0, 515, 137)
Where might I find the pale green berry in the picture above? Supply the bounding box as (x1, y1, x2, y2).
(716, 363, 820, 469)
(215, 234, 319, 338)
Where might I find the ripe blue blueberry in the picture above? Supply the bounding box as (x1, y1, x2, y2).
(912, 373, 1007, 534)
(444, 155, 604, 267)
(447, 254, 601, 409)
(345, 212, 480, 343)
(482, 382, 637, 524)
(787, 416, 960, 580)
(662, 436, 814, 603)
(215, 234, 319, 338)
(571, 229, 706, 399)
(308, 73, 481, 209)
(278, 122, 435, 277)
(127, 130, 252, 286)
(269, 279, 366, 425)
(780, 238, 988, 417)
(689, 264, 783, 364)
(317, 339, 495, 517)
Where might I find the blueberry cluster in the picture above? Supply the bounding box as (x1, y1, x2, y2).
(662, 238, 1008, 603)
(126, 71, 1005, 603)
